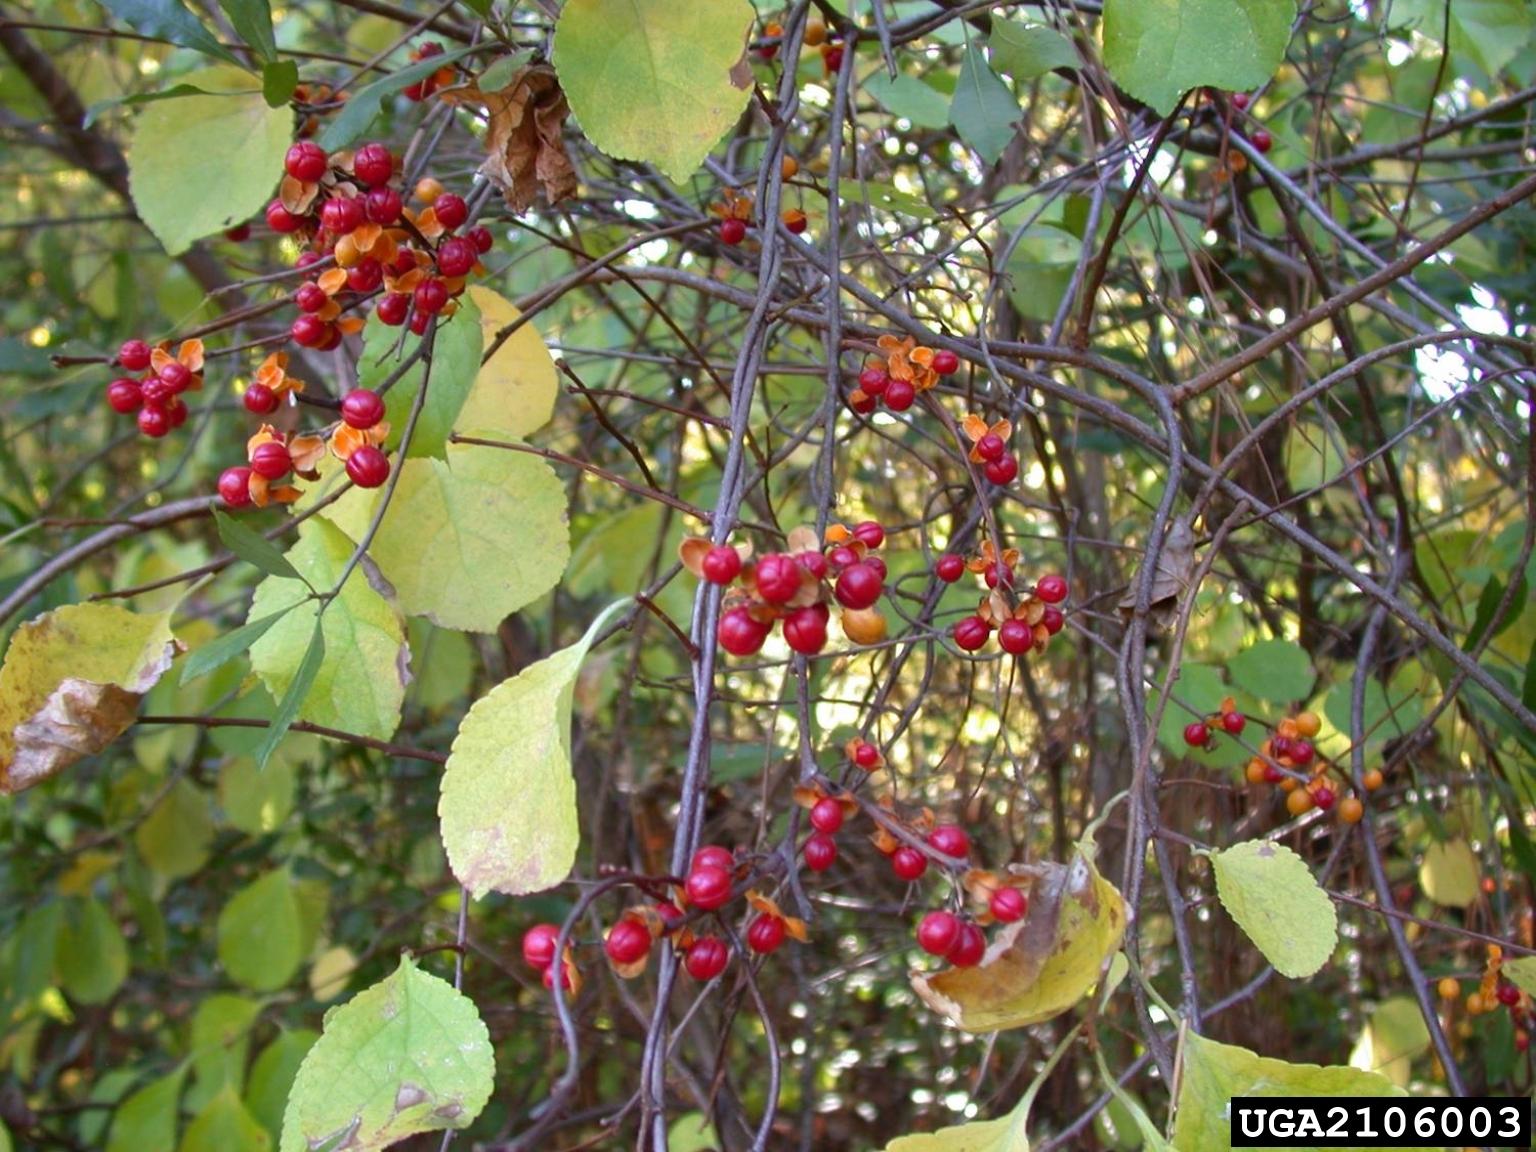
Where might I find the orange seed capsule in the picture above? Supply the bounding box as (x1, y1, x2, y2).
(1286, 788, 1314, 816)
(1295, 711, 1322, 737)
(780, 154, 799, 180)
(1338, 796, 1364, 824)
(804, 20, 826, 46)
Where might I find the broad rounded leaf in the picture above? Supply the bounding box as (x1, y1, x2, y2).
(58, 897, 129, 1005)
(1393, 0, 1534, 80)
(217, 870, 303, 992)
(885, 1117, 1018, 1152)
(911, 839, 1126, 1031)
(279, 955, 494, 1152)
(1349, 996, 1430, 1086)
(459, 286, 559, 440)
(1227, 638, 1316, 703)
(107, 1069, 187, 1152)
(553, 0, 754, 183)
(1208, 839, 1336, 978)
(1171, 1033, 1403, 1151)
(246, 520, 407, 742)
(1102, 0, 1297, 116)
(127, 66, 291, 255)
(180, 1085, 270, 1152)
(245, 1030, 318, 1141)
(135, 777, 215, 880)
(219, 756, 297, 835)
(441, 600, 626, 897)
(0, 602, 180, 793)
(1419, 838, 1480, 908)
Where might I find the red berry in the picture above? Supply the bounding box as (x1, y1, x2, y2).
(931, 349, 960, 375)
(928, 824, 969, 859)
(804, 833, 837, 872)
(952, 615, 991, 651)
(833, 562, 882, 610)
(224, 223, 251, 242)
(998, 618, 1033, 655)
(946, 921, 986, 967)
(542, 962, 574, 991)
(218, 466, 253, 507)
(827, 545, 859, 571)
(847, 389, 877, 415)
(1035, 574, 1069, 603)
(720, 217, 747, 245)
(522, 923, 560, 969)
(376, 292, 410, 326)
(1222, 711, 1246, 735)
(413, 278, 449, 316)
(466, 226, 494, 254)
(320, 197, 365, 235)
(858, 366, 889, 396)
(605, 918, 651, 966)
(341, 388, 385, 429)
(117, 340, 152, 371)
(347, 258, 384, 294)
(1251, 128, 1273, 153)
(294, 250, 324, 271)
(984, 454, 1018, 485)
(747, 915, 786, 954)
(437, 236, 477, 278)
(692, 846, 734, 873)
(701, 545, 742, 585)
(935, 553, 965, 582)
(1290, 740, 1315, 766)
(1263, 764, 1285, 784)
(892, 846, 927, 881)
(346, 445, 390, 489)
(783, 604, 830, 655)
(884, 378, 916, 411)
(990, 887, 1027, 923)
(916, 911, 961, 957)
(864, 557, 887, 583)
(352, 142, 393, 186)
(285, 140, 328, 183)
(295, 282, 328, 313)
(685, 936, 729, 980)
(796, 550, 828, 580)
(853, 741, 880, 770)
(822, 44, 844, 71)
(407, 309, 431, 335)
(266, 200, 303, 233)
(1231, 91, 1251, 110)
(685, 865, 732, 910)
(1312, 785, 1336, 811)
(164, 397, 188, 429)
(983, 562, 1014, 589)
(140, 376, 173, 408)
(1041, 605, 1065, 635)
(809, 797, 844, 835)
(365, 186, 403, 224)
(1183, 721, 1210, 748)
(783, 210, 808, 235)
(719, 606, 770, 656)
(107, 378, 142, 414)
(137, 406, 170, 438)
(433, 193, 468, 229)
(852, 520, 884, 549)
(291, 314, 328, 347)
(1499, 982, 1521, 1007)
(754, 553, 802, 604)
(158, 361, 192, 392)
(250, 441, 292, 480)
(244, 383, 280, 415)
(975, 433, 1007, 462)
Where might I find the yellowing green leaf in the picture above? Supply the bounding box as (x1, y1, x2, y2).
(459, 286, 558, 440)
(440, 600, 627, 897)
(1419, 838, 1480, 908)
(246, 520, 407, 742)
(127, 66, 291, 255)
(308, 945, 357, 1002)
(58, 897, 129, 1005)
(135, 778, 215, 880)
(1507, 956, 1536, 999)
(553, 0, 754, 183)
(0, 602, 180, 794)
(1208, 840, 1336, 978)
(217, 870, 303, 992)
(180, 1085, 270, 1152)
(1348, 996, 1431, 1087)
(279, 955, 494, 1152)
(219, 756, 296, 835)
(910, 839, 1126, 1031)
(1170, 1033, 1403, 1151)
(886, 1117, 1021, 1152)
(1102, 0, 1296, 116)
(188, 994, 263, 1113)
(324, 442, 569, 634)
(107, 1068, 187, 1152)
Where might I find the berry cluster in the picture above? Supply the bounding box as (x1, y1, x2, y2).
(944, 547, 1069, 656)
(847, 334, 960, 414)
(402, 42, 457, 102)
(960, 412, 1021, 486)
(105, 338, 203, 439)
(683, 520, 892, 657)
(1447, 944, 1530, 1051)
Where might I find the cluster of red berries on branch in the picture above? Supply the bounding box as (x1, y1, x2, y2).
(1448, 944, 1531, 1052)
(402, 42, 458, 101)
(105, 338, 203, 439)
(756, 17, 843, 73)
(847, 334, 960, 415)
(683, 519, 892, 657)
(944, 541, 1070, 656)
(959, 412, 1021, 486)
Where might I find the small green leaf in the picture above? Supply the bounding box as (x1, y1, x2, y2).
(1466, 573, 1528, 650)
(1003, 224, 1082, 321)
(188, 994, 263, 1112)
(949, 45, 1019, 164)
(107, 1068, 188, 1152)
(316, 45, 477, 151)
(219, 756, 297, 834)
(279, 955, 495, 1152)
(215, 512, 304, 583)
(254, 616, 324, 771)
(1348, 996, 1430, 1086)
(245, 1031, 318, 1141)
(988, 20, 1077, 79)
(7, 903, 63, 1004)
(58, 897, 129, 1004)
(262, 60, 299, 107)
(1505, 956, 1536, 999)
(180, 1085, 271, 1152)
(98, 0, 243, 65)
(477, 49, 535, 93)
(179, 609, 291, 686)
(1392, 0, 1535, 79)
(1207, 839, 1337, 978)
(863, 72, 952, 129)
(1418, 839, 1480, 908)
(134, 778, 215, 880)
(218, 0, 276, 62)
(1226, 638, 1315, 703)
(217, 870, 304, 991)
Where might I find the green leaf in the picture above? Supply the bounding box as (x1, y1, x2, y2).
(1207, 840, 1337, 978)
(127, 66, 292, 256)
(1322, 670, 1422, 749)
(180, 1086, 271, 1152)
(316, 45, 477, 151)
(478, 49, 535, 94)
(58, 897, 129, 1004)
(107, 1068, 188, 1152)
(262, 60, 298, 107)
(279, 955, 495, 1152)
(1226, 638, 1316, 703)
(0, 602, 180, 794)
(325, 442, 569, 633)
(440, 600, 627, 897)
(255, 617, 324, 771)
(552, 0, 755, 183)
(1102, 0, 1297, 116)
(1418, 838, 1480, 908)
(1466, 573, 1528, 650)
(7, 903, 62, 1004)
(863, 71, 952, 129)
(219, 756, 297, 834)
(247, 519, 406, 745)
(949, 45, 1019, 164)
(98, 0, 242, 65)
(1392, 0, 1535, 79)
(1348, 996, 1430, 1087)
(215, 511, 304, 584)
(84, 84, 220, 128)
(1505, 956, 1536, 999)
(180, 610, 291, 686)
(218, 0, 276, 62)
(245, 1031, 318, 1142)
(1170, 1033, 1404, 1151)
(988, 21, 1077, 79)
(460, 286, 560, 440)
(1003, 224, 1082, 321)
(367, 295, 484, 460)
(217, 869, 304, 992)
(187, 994, 263, 1111)
(134, 778, 215, 880)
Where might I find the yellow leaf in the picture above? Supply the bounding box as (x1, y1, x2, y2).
(459, 286, 559, 440)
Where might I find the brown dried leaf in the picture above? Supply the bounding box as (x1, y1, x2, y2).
(1118, 517, 1196, 628)
(467, 67, 578, 213)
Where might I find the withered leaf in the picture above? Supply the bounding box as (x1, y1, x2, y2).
(1119, 516, 1196, 628)
(459, 66, 578, 213)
